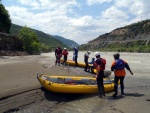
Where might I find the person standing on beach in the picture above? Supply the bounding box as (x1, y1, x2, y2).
(111, 53, 133, 97)
(73, 47, 78, 67)
(84, 51, 91, 72)
(95, 52, 106, 98)
(62, 48, 68, 66)
(55, 46, 62, 66)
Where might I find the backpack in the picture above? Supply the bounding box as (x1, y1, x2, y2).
(94, 58, 106, 71)
(115, 59, 125, 70)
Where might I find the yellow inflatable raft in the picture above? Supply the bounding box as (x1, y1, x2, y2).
(60, 59, 92, 67)
(37, 74, 114, 94)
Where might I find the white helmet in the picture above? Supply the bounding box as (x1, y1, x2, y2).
(95, 52, 100, 57)
(64, 47, 66, 49)
(87, 51, 91, 54)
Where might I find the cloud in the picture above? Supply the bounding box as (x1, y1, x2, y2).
(62, 16, 101, 44)
(101, 6, 128, 19)
(114, 0, 150, 20)
(17, 0, 79, 11)
(3, 0, 150, 44)
(6, 6, 34, 26)
(86, 0, 112, 6)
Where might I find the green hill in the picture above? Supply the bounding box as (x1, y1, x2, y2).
(52, 35, 79, 48)
(10, 24, 70, 50)
(79, 19, 150, 53)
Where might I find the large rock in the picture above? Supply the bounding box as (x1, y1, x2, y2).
(0, 32, 22, 51)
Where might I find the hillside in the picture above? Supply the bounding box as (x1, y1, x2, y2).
(52, 35, 79, 48)
(79, 19, 150, 53)
(10, 24, 70, 50)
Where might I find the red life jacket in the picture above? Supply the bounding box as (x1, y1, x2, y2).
(62, 50, 68, 56)
(55, 48, 62, 55)
(93, 61, 97, 68)
(94, 58, 106, 71)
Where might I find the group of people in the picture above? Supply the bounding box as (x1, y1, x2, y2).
(83, 51, 133, 98)
(94, 52, 133, 98)
(55, 46, 78, 67)
(55, 46, 133, 98)
(55, 46, 68, 66)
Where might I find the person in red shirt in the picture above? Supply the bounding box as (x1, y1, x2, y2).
(62, 48, 68, 66)
(95, 52, 106, 98)
(111, 53, 133, 97)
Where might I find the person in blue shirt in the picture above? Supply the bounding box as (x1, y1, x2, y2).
(73, 47, 78, 67)
(88, 57, 95, 64)
(88, 57, 95, 73)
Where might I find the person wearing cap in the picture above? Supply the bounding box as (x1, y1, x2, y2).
(62, 48, 68, 65)
(73, 47, 78, 67)
(84, 51, 91, 72)
(111, 53, 133, 97)
(95, 52, 106, 98)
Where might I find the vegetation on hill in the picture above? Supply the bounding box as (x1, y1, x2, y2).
(79, 19, 150, 53)
(52, 35, 79, 48)
(18, 26, 41, 54)
(0, 2, 11, 33)
(100, 40, 150, 53)
(10, 24, 70, 51)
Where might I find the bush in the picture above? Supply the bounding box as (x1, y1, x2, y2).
(18, 26, 40, 54)
(40, 43, 51, 52)
(31, 41, 40, 55)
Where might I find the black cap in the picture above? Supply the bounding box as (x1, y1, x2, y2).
(113, 53, 120, 59)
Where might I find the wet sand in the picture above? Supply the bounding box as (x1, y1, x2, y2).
(0, 52, 150, 113)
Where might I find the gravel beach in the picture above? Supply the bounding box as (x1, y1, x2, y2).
(0, 51, 150, 113)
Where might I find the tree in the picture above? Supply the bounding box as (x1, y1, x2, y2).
(0, 3, 11, 33)
(18, 26, 40, 54)
(40, 43, 51, 52)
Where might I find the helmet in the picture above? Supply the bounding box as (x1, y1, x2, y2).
(64, 48, 66, 49)
(95, 52, 100, 57)
(87, 51, 91, 54)
(74, 47, 77, 49)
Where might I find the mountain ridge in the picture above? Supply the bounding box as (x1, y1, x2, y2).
(79, 19, 150, 52)
(10, 24, 69, 50)
(10, 24, 79, 50)
(52, 35, 79, 49)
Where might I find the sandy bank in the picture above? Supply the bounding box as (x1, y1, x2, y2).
(0, 52, 150, 113)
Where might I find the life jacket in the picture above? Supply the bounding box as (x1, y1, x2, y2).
(94, 58, 106, 71)
(55, 48, 62, 55)
(62, 50, 68, 56)
(93, 61, 97, 68)
(115, 59, 125, 70)
(74, 48, 78, 56)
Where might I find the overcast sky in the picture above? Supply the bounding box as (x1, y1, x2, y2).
(2, 0, 150, 44)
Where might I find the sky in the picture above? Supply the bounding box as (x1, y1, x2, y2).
(1, 0, 150, 45)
